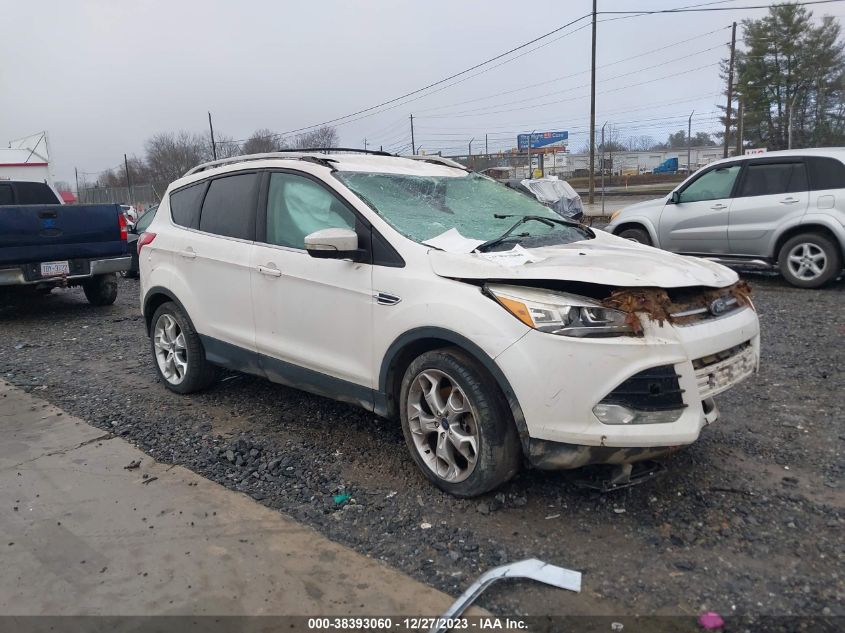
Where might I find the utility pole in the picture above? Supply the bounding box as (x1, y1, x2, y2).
(485, 134, 488, 155)
(527, 129, 536, 179)
(601, 122, 606, 216)
(124, 153, 132, 202)
(208, 112, 218, 161)
(409, 114, 416, 155)
(724, 22, 736, 158)
(363, 138, 368, 151)
(736, 97, 744, 156)
(74, 167, 79, 202)
(688, 110, 694, 174)
(468, 138, 474, 156)
(588, 0, 597, 204)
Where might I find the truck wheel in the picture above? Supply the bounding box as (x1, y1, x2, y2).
(617, 227, 652, 246)
(82, 274, 118, 306)
(150, 301, 217, 394)
(399, 348, 521, 498)
(778, 233, 842, 288)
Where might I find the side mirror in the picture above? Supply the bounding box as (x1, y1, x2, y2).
(304, 228, 363, 261)
(670, 191, 681, 204)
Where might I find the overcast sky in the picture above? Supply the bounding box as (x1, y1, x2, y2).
(3, 0, 840, 185)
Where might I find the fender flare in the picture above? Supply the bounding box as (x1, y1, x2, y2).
(377, 327, 531, 453)
(142, 285, 191, 335)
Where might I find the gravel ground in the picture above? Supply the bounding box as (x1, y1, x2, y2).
(1, 272, 843, 622)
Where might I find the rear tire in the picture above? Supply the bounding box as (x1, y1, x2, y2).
(617, 227, 652, 246)
(150, 301, 217, 394)
(778, 233, 842, 288)
(82, 274, 118, 306)
(399, 348, 521, 497)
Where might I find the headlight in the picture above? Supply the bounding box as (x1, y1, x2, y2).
(487, 284, 636, 337)
(610, 210, 621, 222)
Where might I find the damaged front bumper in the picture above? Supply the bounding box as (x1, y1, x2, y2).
(495, 304, 760, 468)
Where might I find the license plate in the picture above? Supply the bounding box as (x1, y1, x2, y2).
(40, 261, 70, 277)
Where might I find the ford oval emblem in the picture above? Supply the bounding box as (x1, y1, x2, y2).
(709, 297, 729, 316)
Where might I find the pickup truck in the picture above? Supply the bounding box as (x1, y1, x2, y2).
(0, 180, 130, 305)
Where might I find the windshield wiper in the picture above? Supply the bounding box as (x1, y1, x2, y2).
(476, 215, 557, 252)
(493, 212, 581, 227)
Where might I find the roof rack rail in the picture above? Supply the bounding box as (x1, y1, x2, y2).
(273, 147, 395, 156)
(183, 148, 397, 177)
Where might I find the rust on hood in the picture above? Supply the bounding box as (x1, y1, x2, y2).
(602, 281, 753, 333)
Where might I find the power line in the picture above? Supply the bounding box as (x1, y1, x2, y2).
(272, 13, 593, 138)
(422, 62, 721, 119)
(600, 0, 844, 13)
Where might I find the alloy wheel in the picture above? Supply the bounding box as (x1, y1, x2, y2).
(787, 242, 827, 281)
(406, 369, 480, 483)
(153, 313, 188, 385)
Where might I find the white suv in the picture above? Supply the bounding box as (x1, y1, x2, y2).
(139, 151, 761, 497)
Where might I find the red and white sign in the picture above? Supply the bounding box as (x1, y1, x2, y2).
(744, 148, 767, 155)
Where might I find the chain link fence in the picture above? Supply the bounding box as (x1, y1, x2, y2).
(78, 184, 160, 208)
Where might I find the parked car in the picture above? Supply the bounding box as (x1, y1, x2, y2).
(124, 204, 158, 278)
(120, 204, 138, 224)
(606, 148, 845, 288)
(140, 151, 760, 497)
(0, 180, 130, 303)
(506, 177, 584, 222)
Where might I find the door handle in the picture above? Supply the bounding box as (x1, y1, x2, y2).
(780, 197, 799, 204)
(178, 249, 197, 260)
(710, 203, 728, 210)
(257, 265, 282, 278)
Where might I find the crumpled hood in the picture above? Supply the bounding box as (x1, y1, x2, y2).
(428, 229, 738, 288)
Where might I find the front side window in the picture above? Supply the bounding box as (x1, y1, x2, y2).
(199, 173, 258, 240)
(170, 181, 206, 229)
(679, 165, 742, 203)
(738, 162, 807, 197)
(335, 171, 591, 247)
(265, 172, 355, 249)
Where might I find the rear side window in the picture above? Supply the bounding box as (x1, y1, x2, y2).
(0, 184, 13, 205)
(806, 156, 845, 191)
(199, 173, 258, 240)
(14, 182, 60, 204)
(170, 182, 206, 229)
(738, 162, 807, 197)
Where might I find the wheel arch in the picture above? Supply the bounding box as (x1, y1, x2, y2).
(611, 219, 658, 245)
(376, 327, 530, 454)
(772, 222, 845, 263)
(142, 286, 192, 336)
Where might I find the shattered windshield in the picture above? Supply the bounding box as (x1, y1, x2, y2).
(335, 171, 592, 248)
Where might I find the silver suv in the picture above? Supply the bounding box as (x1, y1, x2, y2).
(606, 148, 845, 288)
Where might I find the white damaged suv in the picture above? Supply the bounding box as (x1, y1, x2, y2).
(139, 151, 760, 497)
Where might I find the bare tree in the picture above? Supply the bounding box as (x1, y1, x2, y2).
(242, 128, 280, 154)
(211, 133, 242, 159)
(145, 131, 209, 185)
(290, 125, 339, 149)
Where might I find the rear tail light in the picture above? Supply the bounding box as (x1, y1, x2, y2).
(118, 211, 128, 241)
(138, 232, 156, 254)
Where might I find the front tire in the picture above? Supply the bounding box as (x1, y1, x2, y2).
(150, 301, 217, 394)
(82, 273, 118, 306)
(399, 348, 521, 497)
(778, 233, 842, 288)
(617, 227, 652, 246)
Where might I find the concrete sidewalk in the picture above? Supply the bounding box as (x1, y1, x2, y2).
(0, 380, 457, 616)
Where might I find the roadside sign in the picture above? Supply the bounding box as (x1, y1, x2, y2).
(744, 148, 767, 155)
(518, 131, 568, 151)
